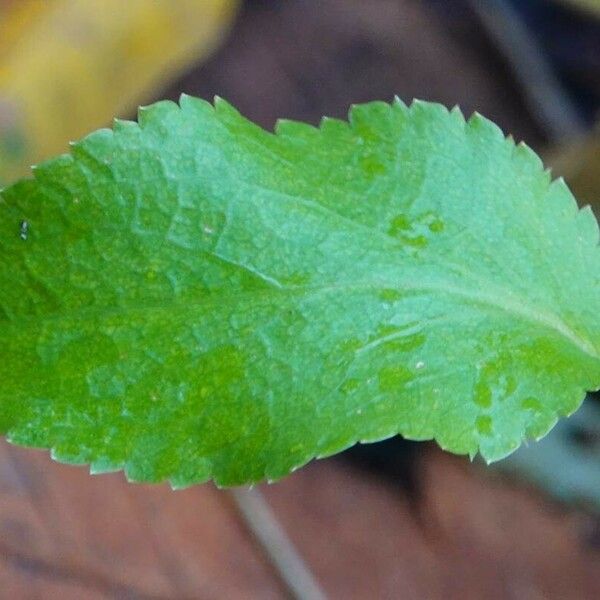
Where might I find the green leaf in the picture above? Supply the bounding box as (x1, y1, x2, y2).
(1, 96, 599, 487)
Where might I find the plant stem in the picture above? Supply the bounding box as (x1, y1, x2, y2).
(466, 0, 585, 140)
(230, 487, 328, 600)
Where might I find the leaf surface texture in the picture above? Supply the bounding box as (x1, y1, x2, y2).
(1, 96, 599, 486)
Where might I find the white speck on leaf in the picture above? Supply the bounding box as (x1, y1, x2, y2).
(19, 220, 28, 240)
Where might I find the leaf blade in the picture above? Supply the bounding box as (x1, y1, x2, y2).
(1, 96, 599, 486)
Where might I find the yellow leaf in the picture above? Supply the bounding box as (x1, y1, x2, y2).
(0, 0, 239, 183)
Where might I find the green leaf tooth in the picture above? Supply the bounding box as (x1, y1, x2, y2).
(392, 95, 408, 111)
(212, 94, 237, 115)
(349, 99, 394, 124)
(577, 205, 600, 246)
(449, 104, 467, 125)
(318, 116, 349, 136)
(136, 99, 180, 130)
(112, 118, 137, 134)
(31, 153, 75, 182)
(274, 118, 319, 140)
(514, 139, 545, 172)
(182, 92, 214, 112)
(68, 130, 116, 182)
(410, 97, 449, 117)
(89, 457, 123, 475)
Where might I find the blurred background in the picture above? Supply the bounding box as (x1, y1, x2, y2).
(1, 0, 600, 598)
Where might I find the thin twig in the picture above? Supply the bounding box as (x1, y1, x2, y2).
(230, 487, 328, 600)
(466, 0, 586, 141)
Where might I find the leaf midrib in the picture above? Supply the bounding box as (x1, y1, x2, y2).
(3, 275, 597, 363)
